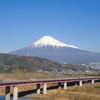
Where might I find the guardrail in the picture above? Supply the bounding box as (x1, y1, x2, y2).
(0, 77, 100, 86)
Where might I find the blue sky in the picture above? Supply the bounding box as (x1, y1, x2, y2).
(0, 0, 100, 53)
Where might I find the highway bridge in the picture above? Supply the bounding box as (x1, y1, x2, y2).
(0, 77, 100, 100)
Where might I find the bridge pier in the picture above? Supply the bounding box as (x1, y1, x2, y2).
(58, 82, 62, 89)
(75, 82, 78, 86)
(43, 83, 47, 94)
(79, 80, 82, 86)
(64, 82, 67, 90)
(92, 80, 94, 84)
(36, 84, 41, 94)
(5, 86, 10, 100)
(13, 86, 18, 100)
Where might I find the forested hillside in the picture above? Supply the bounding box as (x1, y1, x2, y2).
(0, 53, 61, 73)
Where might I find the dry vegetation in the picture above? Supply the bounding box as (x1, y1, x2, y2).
(32, 83, 100, 100)
(0, 71, 67, 80)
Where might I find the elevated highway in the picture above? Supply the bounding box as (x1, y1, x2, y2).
(0, 77, 100, 100)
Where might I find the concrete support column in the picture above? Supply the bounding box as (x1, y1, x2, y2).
(36, 84, 41, 94)
(43, 83, 47, 94)
(5, 86, 10, 100)
(58, 82, 62, 89)
(64, 82, 67, 90)
(79, 80, 82, 86)
(92, 80, 94, 84)
(75, 82, 78, 86)
(13, 86, 18, 100)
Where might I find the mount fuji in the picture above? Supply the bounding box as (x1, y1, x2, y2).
(10, 36, 100, 64)
(30, 36, 79, 49)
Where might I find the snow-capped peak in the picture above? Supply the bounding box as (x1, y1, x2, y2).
(31, 36, 79, 49)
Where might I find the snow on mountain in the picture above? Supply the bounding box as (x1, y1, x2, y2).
(30, 36, 79, 49)
(10, 35, 100, 64)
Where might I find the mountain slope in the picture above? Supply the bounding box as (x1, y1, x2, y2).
(30, 36, 78, 49)
(0, 53, 90, 73)
(10, 36, 100, 64)
(0, 53, 61, 73)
